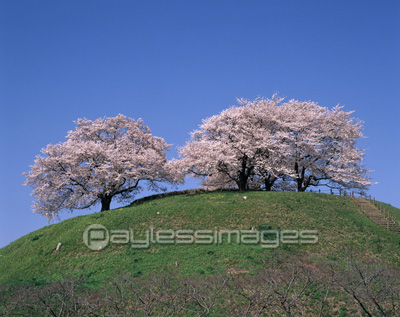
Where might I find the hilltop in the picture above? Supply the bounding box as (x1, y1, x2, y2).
(1, 191, 400, 315)
(1, 191, 399, 286)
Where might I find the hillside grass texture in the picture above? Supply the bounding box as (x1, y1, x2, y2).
(0, 191, 399, 288)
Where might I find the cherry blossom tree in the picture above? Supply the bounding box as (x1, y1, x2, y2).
(177, 97, 291, 191)
(281, 100, 372, 191)
(24, 114, 175, 219)
(177, 96, 372, 192)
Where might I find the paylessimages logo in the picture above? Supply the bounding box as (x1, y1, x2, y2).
(83, 224, 318, 251)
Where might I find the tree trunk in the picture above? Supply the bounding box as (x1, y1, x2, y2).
(238, 176, 248, 191)
(298, 185, 306, 192)
(264, 175, 277, 191)
(296, 164, 307, 192)
(237, 155, 251, 191)
(297, 177, 311, 192)
(237, 169, 249, 190)
(100, 196, 112, 211)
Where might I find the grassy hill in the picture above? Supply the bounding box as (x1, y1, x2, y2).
(1, 191, 400, 315)
(1, 191, 400, 288)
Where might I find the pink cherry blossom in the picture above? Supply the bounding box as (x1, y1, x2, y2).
(177, 96, 372, 192)
(24, 114, 176, 219)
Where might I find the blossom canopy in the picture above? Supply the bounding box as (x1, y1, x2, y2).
(24, 114, 174, 219)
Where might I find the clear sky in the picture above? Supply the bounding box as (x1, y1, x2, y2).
(1, 0, 399, 248)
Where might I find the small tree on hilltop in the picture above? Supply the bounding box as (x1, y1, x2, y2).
(24, 114, 176, 219)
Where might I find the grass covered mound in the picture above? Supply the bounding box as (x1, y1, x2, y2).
(1, 191, 400, 289)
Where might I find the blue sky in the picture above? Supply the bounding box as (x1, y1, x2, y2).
(1, 0, 399, 248)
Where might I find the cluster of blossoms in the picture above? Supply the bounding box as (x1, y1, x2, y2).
(24, 115, 177, 219)
(24, 96, 372, 219)
(175, 96, 371, 192)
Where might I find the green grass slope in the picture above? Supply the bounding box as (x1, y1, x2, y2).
(1, 191, 400, 287)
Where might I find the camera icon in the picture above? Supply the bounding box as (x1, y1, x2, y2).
(83, 224, 109, 251)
